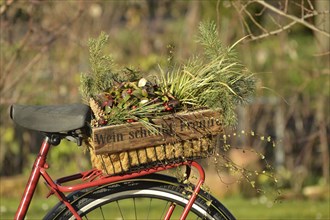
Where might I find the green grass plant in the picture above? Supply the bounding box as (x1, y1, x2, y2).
(157, 21, 255, 127)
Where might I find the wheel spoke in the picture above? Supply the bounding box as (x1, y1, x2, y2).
(133, 198, 137, 220)
(99, 206, 105, 219)
(160, 201, 170, 220)
(116, 200, 125, 219)
(146, 198, 152, 220)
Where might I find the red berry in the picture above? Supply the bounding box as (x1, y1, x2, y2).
(127, 119, 134, 123)
(127, 88, 133, 94)
(163, 103, 173, 111)
(102, 101, 109, 107)
(98, 118, 107, 125)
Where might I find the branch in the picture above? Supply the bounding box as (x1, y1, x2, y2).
(231, 1, 254, 37)
(242, 4, 268, 33)
(256, 0, 330, 37)
(248, 12, 317, 41)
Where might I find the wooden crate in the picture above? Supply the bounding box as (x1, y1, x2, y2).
(91, 109, 223, 155)
(88, 109, 223, 175)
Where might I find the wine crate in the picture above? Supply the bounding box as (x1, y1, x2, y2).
(91, 109, 223, 154)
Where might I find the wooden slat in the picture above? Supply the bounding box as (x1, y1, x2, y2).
(91, 109, 223, 155)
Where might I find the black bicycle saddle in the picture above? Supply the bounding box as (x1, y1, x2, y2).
(10, 104, 91, 133)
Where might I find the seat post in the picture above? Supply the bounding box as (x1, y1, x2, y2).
(15, 136, 52, 220)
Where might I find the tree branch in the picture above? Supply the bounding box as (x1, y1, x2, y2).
(256, 0, 330, 37)
(248, 12, 317, 41)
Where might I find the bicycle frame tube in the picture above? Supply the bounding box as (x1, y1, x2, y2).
(43, 161, 204, 193)
(15, 137, 51, 220)
(180, 161, 205, 220)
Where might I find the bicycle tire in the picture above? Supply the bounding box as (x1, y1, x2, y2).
(44, 173, 235, 220)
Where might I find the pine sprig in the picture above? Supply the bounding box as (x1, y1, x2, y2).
(197, 21, 223, 59)
(80, 32, 117, 101)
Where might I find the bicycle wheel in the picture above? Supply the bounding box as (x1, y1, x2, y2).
(44, 173, 235, 220)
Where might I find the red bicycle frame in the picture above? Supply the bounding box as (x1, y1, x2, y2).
(15, 137, 206, 220)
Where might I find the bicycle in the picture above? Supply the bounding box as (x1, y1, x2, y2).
(10, 103, 236, 220)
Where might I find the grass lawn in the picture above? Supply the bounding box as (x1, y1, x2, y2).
(223, 195, 329, 219)
(1, 194, 329, 219)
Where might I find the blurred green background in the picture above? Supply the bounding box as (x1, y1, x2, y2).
(0, 0, 329, 219)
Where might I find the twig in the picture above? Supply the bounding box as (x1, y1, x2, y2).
(248, 12, 322, 41)
(255, 6, 266, 16)
(256, 0, 330, 37)
(313, 50, 330, 57)
(268, 12, 283, 29)
(307, 0, 314, 11)
(231, 1, 253, 37)
(241, 4, 268, 34)
(216, 0, 221, 28)
(284, 0, 288, 14)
